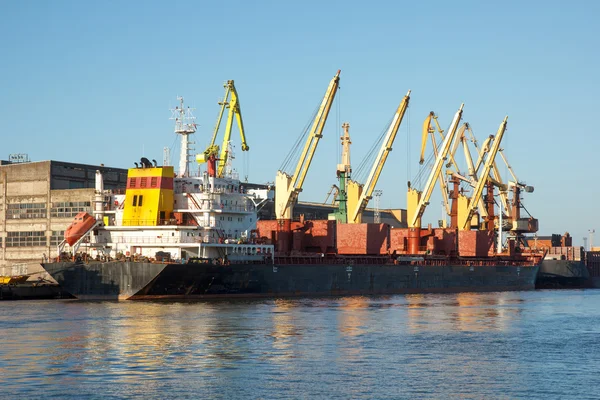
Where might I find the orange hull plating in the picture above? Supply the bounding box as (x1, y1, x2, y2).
(65, 212, 96, 246)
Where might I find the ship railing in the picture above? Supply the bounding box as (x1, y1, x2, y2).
(185, 201, 255, 213)
(274, 255, 393, 265)
(220, 204, 255, 212)
(95, 236, 199, 245)
(408, 258, 537, 267)
(121, 219, 169, 226)
(270, 254, 537, 267)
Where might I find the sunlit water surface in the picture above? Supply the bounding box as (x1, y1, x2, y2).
(2, 290, 600, 399)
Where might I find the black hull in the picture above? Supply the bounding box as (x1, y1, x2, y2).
(42, 260, 540, 300)
(536, 259, 590, 289)
(41, 261, 168, 300)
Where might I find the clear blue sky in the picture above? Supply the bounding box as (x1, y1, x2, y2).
(1, 0, 598, 245)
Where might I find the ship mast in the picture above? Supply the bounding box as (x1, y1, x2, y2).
(170, 97, 197, 177)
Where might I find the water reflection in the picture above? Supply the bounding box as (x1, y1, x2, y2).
(3, 291, 600, 399)
(403, 292, 523, 334)
(336, 297, 370, 363)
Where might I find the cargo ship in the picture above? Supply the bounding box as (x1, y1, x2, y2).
(41, 73, 544, 300)
(533, 232, 600, 289)
(534, 233, 590, 288)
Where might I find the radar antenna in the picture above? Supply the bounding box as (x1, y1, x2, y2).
(170, 97, 196, 177)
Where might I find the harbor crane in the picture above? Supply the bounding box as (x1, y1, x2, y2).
(196, 80, 249, 178)
(275, 70, 341, 233)
(344, 91, 411, 224)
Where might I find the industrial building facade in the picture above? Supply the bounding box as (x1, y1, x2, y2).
(0, 160, 127, 278)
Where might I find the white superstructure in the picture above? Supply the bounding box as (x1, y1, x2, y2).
(69, 98, 273, 263)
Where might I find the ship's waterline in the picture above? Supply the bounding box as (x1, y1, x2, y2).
(43, 259, 539, 300)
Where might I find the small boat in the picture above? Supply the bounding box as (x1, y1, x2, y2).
(0, 278, 69, 300)
(65, 212, 97, 246)
(0, 275, 29, 285)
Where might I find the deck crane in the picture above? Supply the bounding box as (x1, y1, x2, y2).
(345, 91, 411, 224)
(443, 120, 535, 238)
(454, 124, 491, 222)
(329, 122, 353, 222)
(196, 80, 249, 178)
(455, 125, 531, 225)
(275, 70, 341, 236)
(421, 112, 461, 171)
(418, 111, 459, 219)
(407, 104, 464, 229)
(490, 148, 528, 219)
(419, 112, 444, 165)
(324, 184, 340, 206)
(458, 117, 508, 230)
(488, 148, 536, 236)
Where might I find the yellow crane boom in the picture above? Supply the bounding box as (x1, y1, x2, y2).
(419, 112, 458, 218)
(459, 116, 508, 230)
(453, 124, 507, 219)
(408, 104, 464, 228)
(275, 70, 341, 220)
(347, 90, 411, 224)
(196, 80, 249, 177)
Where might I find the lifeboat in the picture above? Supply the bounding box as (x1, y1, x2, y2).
(65, 212, 97, 246)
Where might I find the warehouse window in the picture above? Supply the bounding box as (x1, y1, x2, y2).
(6, 231, 46, 247)
(7, 203, 47, 219)
(51, 231, 65, 246)
(51, 201, 91, 218)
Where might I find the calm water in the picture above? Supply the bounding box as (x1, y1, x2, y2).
(2, 290, 600, 399)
